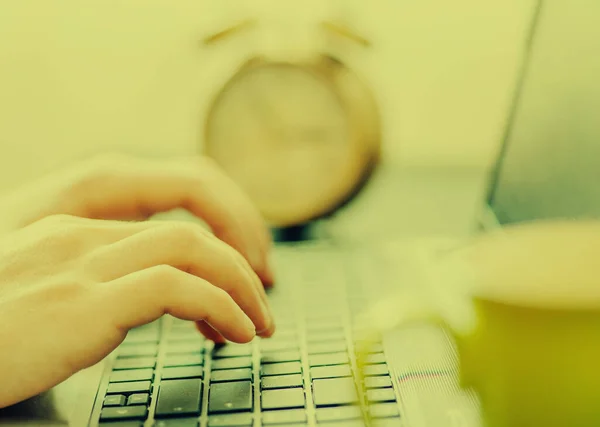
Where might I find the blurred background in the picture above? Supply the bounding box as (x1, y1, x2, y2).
(0, 0, 554, 239)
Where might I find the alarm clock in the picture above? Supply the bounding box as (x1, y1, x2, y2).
(203, 23, 381, 227)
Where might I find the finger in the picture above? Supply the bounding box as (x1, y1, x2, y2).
(100, 265, 256, 343)
(76, 217, 273, 333)
(75, 155, 274, 284)
(195, 321, 226, 344)
(86, 221, 273, 335)
(172, 157, 275, 285)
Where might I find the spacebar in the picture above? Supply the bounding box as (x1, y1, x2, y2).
(155, 379, 202, 417)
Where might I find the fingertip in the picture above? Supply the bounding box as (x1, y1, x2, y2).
(211, 311, 256, 344)
(257, 318, 276, 338)
(224, 328, 255, 344)
(254, 252, 275, 287)
(241, 312, 257, 339)
(261, 261, 276, 288)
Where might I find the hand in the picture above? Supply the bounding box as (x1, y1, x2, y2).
(0, 153, 275, 347)
(0, 153, 274, 285)
(0, 214, 273, 408)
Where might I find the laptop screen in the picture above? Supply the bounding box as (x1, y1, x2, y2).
(489, 0, 600, 224)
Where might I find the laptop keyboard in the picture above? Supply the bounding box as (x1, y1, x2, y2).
(91, 244, 402, 426)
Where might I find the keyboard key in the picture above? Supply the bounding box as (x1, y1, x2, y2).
(127, 393, 149, 406)
(166, 341, 204, 355)
(307, 341, 346, 355)
(208, 412, 254, 426)
(262, 408, 306, 424)
(211, 368, 252, 382)
(259, 340, 298, 353)
(260, 362, 301, 377)
(154, 419, 199, 427)
(304, 314, 340, 323)
(133, 321, 160, 330)
(306, 327, 344, 339)
(99, 405, 148, 421)
(103, 394, 126, 407)
(155, 379, 202, 417)
(367, 344, 384, 353)
(110, 369, 153, 383)
(310, 365, 351, 379)
(263, 330, 297, 341)
(209, 381, 253, 413)
(261, 350, 301, 364)
(261, 374, 303, 390)
(168, 331, 199, 341)
(164, 354, 204, 367)
(365, 353, 386, 364)
(161, 366, 204, 380)
(113, 357, 156, 370)
(316, 406, 362, 422)
(261, 388, 305, 410)
(312, 378, 358, 407)
(259, 331, 296, 341)
(213, 344, 253, 358)
(168, 330, 201, 341)
(308, 352, 349, 367)
(98, 422, 143, 427)
(363, 364, 388, 376)
(367, 388, 396, 403)
(369, 403, 399, 418)
(364, 376, 392, 389)
(306, 322, 343, 333)
(107, 381, 151, 394)
(353, 339, 383, 352)
(170, 326, 202, 336)
(306, 331, 345, 344)
(170, 318, 200, 327)
(167, 329, 202, 338)
(212, 357, 252, 370)
(117, 344, 158, 358)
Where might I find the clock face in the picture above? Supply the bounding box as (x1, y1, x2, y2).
(205, 61, 377, 226)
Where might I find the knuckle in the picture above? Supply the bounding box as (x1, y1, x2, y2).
(37, 215, 88, 241)
(225, 245, 251, 274)
(230, 251, 250, 277)
(68, 152, 129, 199)
(40, 213, 79, 227)
(40, 275, 91, 303)
(147, 264, 180, 283)
(161, 222, 210, 247)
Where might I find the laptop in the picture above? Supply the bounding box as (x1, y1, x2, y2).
(3, 0, 600, 425)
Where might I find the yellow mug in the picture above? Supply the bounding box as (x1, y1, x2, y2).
(357, 221, 600, 427)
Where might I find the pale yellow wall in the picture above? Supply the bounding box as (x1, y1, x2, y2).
(0, 1, 535, 191)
